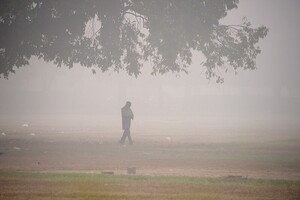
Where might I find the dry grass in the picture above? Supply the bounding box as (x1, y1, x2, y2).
(0, 127, 300, 179)
(0, 122, 300, 199)
(0, 171, 300, 200)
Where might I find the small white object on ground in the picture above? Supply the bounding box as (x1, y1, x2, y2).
(166, 136, 171, 140)
(14, 147, 21, 150)
(1, 132, 5, 136)
(30, 133, 35, 136)
(22, 123, 29, 127)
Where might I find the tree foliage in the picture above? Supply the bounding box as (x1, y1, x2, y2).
(0, 0, 268, 82)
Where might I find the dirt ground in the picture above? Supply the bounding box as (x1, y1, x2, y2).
(0, 118, 300, 180)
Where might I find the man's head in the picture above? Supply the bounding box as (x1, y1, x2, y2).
(125, 101, 131, 108)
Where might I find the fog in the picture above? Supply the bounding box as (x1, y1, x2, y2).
(0, 0, 300, 131)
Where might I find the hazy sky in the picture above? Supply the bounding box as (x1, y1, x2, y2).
(0, 0, 299, 129)
(223, 0, 300, 90)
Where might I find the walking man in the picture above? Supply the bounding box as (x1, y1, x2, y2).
(119, 101, 134, 145)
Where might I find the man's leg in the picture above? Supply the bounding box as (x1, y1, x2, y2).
(119, 130, 127, 144)
(127, 129, 133, 144)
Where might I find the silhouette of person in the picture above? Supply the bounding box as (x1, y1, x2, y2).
(119, 101, 134, 145)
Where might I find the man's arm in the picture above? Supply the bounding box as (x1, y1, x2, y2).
(130, 109, 134, 120)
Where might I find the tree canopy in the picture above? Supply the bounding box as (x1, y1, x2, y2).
(0, 0, 268, 82)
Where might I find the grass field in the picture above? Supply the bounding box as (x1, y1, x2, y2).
(0, 119, 300, 199)
(0, 171, 300, 200)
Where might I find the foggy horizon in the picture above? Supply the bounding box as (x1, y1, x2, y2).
(0, 0, 299, 131)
